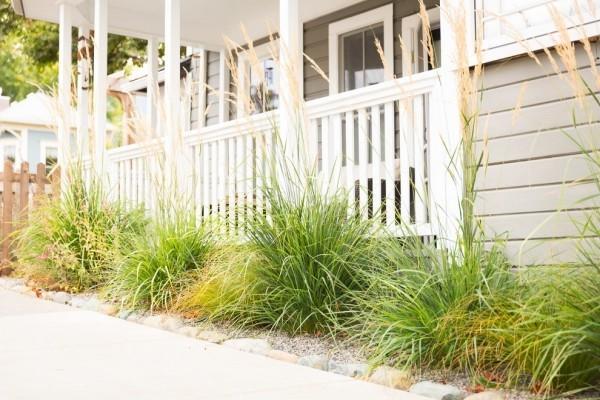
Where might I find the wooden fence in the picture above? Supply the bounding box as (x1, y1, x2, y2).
(0, 160, 59, 273)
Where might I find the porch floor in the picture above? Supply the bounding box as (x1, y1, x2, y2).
(0, 289, 425, 400)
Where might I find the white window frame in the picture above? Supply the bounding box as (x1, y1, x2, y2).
(475, 0, 600, 64)
(236, 40, 280, 117)
(40, 140, 59, 168)
(0, 139, 20, 166)
(401, 7, 441, 76)
(328, 4, 394, 95)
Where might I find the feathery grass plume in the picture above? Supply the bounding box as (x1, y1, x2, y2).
(14, 164, 146, 292)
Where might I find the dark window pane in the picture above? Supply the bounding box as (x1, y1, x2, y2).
(340, 30, 364, 91)
(364, 25, 385, 86)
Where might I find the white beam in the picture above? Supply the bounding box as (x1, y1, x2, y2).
(164, 0, 181, 187)
(93, 0, 108, 171)
(279, 0, 303, 165)
(77, 26, 90, 158)
(146, 37, 159, 137)
(58, 2, 73, 183)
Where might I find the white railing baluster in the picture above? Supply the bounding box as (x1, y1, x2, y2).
(218, 139, 227, 228)
(331, 113, 343, 191)
(357, 108, 369, 220)
(384, 102, 395, 229)
(228, 138, 236, 234)
(413, 95, 427, 227)
(210, 141, 218, 220)
(119, 161, 125, 204)
(399, 99, 411, 225)
(320, 116, 330, 194)
(194, 145, 202, 221)
(344, 111, 355, 215)
(308, 119, 319, 174)
(255, 133, 264, 220)
(201, 143, 210, 220)
(371, 104, 382, 218)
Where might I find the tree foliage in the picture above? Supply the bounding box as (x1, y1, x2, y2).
(0, 0, 147, 100)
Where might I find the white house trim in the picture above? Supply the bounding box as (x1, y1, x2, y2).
(328, 3, 394, 95)
(401, 7, 441, 76)
(473, 0, 600, 64)
(40, 140, 59, 167)
(0, 138, 21, 166)
(93, 0, 108, 170)
(58, 1, 72, 183)
(146, 37, 159, 137)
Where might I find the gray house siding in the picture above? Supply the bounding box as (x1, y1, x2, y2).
(476, 43, 600, 265)
(303, 0, 438, 101)
(205, 50, 222, 127)
(27, 130, 57, 165)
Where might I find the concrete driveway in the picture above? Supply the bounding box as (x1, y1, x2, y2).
(0, 288, 426, 400)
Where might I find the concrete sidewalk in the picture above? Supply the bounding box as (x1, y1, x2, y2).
(0, 289, 425, 400)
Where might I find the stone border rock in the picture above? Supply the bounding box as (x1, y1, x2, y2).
(0, 277, 505, 400)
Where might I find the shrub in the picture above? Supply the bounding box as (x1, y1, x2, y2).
(185, 178, 391, 335)
(502, 266, 600, 394)
(355, 235, 518, 373)
(15, 170, 145, 292)
(109, 209, 213, 311)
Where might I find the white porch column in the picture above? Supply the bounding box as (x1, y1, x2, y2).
(279, 0, 303, 166)
(77, 27, 90, 157)
(164, 0, 182, 189)
(58, 2, 73, 184)
(93, 0, 108, 172)
(146, 37, 159, 137)
(436, 0, 466, 246)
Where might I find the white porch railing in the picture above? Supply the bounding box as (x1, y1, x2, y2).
(103, 70, 444, 238)
(107, 138, 164, 211)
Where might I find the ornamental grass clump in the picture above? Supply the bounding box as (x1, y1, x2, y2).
(354, 232, 517, 373)
(184, 174, 392, 335)
(15, 168, 146, 292)
(109, 206, 214, 312)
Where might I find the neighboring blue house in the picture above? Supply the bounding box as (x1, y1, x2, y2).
(0, 92, 59, 171)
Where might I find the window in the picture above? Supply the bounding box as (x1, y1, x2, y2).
(237, 42, 280, 116)
(41, 141, 58, 173)
(339, 24, 385, 92)
(329, 4, 394, 94)
(0, 140, 19, 166)
(476, 0, 600, 62)
(4, 145, 16, 163)
(401, 7, 442, 76)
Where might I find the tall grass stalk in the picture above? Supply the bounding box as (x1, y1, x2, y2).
(15, 165, 145, 292)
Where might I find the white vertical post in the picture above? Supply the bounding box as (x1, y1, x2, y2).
(437, 0, 464, 245)
(146, 37, 159, 137)
(164, 0, 182, 191)
(58, 2, 72, 185)
(197, 49, 207, 128)
(279, 0, 303, 166)
(77, 27, 90, 159)
(218, 50, 229, 124)
(93, 0, 107, 175)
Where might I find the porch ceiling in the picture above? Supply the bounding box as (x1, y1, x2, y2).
(14, 0, 366, 48)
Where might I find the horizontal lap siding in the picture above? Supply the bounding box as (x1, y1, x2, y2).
(476, 44, 600, 265)
(205, 50, 221, 126)
(303, 0, 438, 101)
